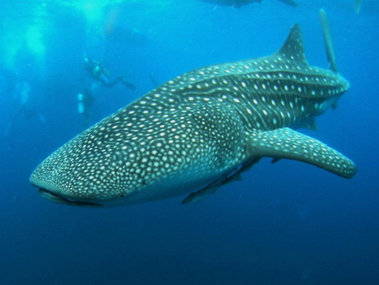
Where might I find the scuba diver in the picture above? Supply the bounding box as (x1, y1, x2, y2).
(84, 57, 136, 90)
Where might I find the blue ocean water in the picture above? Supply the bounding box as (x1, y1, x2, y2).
(0, 0, 378, 284)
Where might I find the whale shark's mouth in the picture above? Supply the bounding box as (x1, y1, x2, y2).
(38, 188, 102, 207)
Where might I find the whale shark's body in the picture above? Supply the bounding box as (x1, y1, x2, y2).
(30, 24, 356, 207)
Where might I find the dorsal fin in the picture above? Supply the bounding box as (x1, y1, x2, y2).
(276, 24, 308, 67)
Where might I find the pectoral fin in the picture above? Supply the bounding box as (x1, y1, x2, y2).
(247, 128, 357, 178)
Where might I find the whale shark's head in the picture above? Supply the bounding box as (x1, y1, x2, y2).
(30, 121, 137, 207)
(30, 93, 246, 207)
(30, 112, 197, 207)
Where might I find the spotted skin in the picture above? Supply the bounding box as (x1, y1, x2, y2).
(248, 128, 356, 178)
(30, 24, 356, 206)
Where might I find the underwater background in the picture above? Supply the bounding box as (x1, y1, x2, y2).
(0, 0, 378, 284)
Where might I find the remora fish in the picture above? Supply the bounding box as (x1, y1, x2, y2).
(30, 23, 356, 207)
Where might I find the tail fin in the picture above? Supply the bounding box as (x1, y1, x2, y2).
(319, 9, 338, 73)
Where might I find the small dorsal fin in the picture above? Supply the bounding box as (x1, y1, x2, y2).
(276, 24, 308, 67)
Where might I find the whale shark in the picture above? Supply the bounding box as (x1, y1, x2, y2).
(30, 22, 356, 207)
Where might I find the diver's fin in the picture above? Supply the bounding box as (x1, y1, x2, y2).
(247, 128, 357, 178)
(319, 9, 338, 73)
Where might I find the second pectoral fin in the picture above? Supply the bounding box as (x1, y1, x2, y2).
(247, 128, 357, 178)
